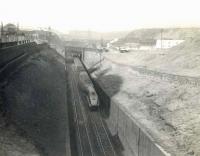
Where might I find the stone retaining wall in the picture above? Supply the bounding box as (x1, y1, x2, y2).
(106, 99, 171, 156)
(93, 79, 171, 156)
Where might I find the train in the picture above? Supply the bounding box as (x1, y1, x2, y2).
(78, 71, 99, 108)
(74, 58, 99, 108)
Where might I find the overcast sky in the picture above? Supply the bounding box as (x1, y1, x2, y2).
(0, 0, 200, 32)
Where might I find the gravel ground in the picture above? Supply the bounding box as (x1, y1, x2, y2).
(103, 48, 200, 77)
(84, 49, 200, 156)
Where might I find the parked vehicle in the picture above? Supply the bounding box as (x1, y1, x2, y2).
(119, 47, 129, 53)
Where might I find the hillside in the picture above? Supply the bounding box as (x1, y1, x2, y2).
(63, 30, 130, 41)
(0, 44, 68, 156)
(115, 28, 200, 45)
(108, 37, 200, 77)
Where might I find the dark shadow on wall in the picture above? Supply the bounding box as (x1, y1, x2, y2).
(93, 69, 122, 119)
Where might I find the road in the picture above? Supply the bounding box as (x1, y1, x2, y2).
(66, 59, 121, 156)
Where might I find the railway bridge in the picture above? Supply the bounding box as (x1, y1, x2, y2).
(65, 46, 101, 60)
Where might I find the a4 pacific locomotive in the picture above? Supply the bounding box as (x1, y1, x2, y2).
(78, 71, 99, 108)
(74, 58, 99, 108)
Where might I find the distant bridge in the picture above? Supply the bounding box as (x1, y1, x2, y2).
(65, 46, 101, 60)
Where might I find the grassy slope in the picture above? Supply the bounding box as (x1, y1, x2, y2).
(0, 45, 67, 156)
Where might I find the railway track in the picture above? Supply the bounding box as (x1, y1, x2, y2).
(104, 56, 200, 86)
(89, 108, 116, 156)
(69, 65, 94, 156)
(69, 63, 117, 156)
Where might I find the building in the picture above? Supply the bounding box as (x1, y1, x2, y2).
(121, 39, 156, 51)
(1, 23, 18, 42)
(0, 23, 32, 43)
(156, 39, 184, 49)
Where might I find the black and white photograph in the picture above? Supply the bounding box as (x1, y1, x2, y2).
(0, 0, 200, 155)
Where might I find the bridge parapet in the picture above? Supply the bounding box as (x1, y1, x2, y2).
(65, 46, 101, 61)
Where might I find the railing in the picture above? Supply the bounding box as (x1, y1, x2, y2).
(0, 40, 31, 49)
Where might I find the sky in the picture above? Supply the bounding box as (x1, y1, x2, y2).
(0, 0, 200, 32)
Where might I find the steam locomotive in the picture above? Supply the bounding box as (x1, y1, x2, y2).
(74, 58, 99, 108)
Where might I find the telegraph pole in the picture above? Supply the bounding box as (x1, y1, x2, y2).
(48, 26, 51, 44)
(17, 22, 19, 43)
(100, 35, 103, 66)
(0, 22, 1, 39)
(0, 22, 3, 43)
(87, 29, 91, 47)
(160, 29, 163, 49)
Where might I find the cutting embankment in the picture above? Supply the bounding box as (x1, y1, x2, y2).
(84, 38, 200, 156)
(0, 43, 68, 156)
